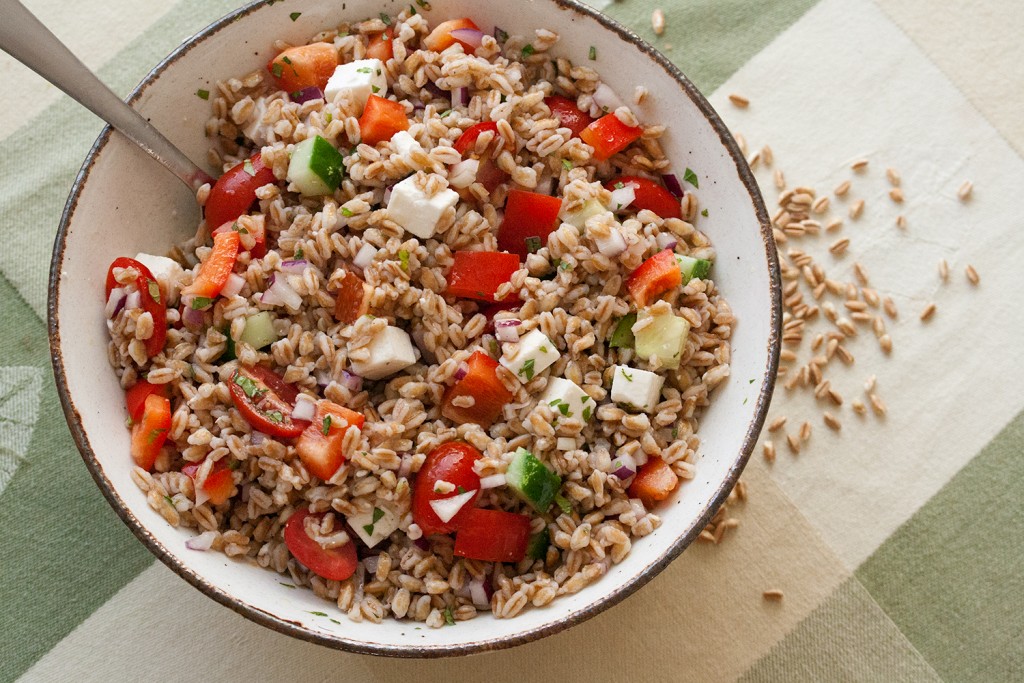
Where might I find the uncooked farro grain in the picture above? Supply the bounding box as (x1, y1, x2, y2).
(965, 264, 979, 285)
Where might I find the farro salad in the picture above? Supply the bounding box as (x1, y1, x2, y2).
(103, 9, 732, 626)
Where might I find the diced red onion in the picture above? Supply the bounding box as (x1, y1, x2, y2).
(291, 86, 325, 104)
(610, 452, 637, 480)
(593, 82, 625, 113)
(451, 86, 469, 109)
(448, 158, 479, 189)
(494, 318, 521, 342)
(105, 287, 126, 318)
(185, 530, 217, 551)
(656, 233, 678, 250)
(250, 431, 268, 446)
(220, 272, 245, 298)
(450, 27, 485, 50)
(262, 274, 303, 310)
(469, 579, 490, 608)
(363, 554, 380, 574)
(424, 80, 447, 100)
(453, 361, 470, 381)
(279, 259, 308, 275)
(382, 186, 393, 205)
(662, 173, 685, 198)
(409, 97, 425, 112)
(494, 318, 522, 327)
(596, 228, 627, 258)
(340, 370, 362, 393)
(398, 453, 413, 479)
(428, 489, 476, 523)
(124, 290, 141, 311)
(479, 473, 506, 489)
(413, 537, 430, 551)
(352, 243, 378, 270)
(315, 368, 332, 387)
(181, 303, 205, 329)
(609, 183, 637, 213)
(291, 394, 316, 421)
(353, 564, 365, 604)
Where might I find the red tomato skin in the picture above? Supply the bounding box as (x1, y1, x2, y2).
(453, 508, 531, 563)
(125, 380, 170, 423)
(454, 122, 499, 155)
(130, 394, 171, 471)
(204, 154, 277, 230)
(295, 401, 365, 481)
(333, 270, 371, 325)
(474, 158, 509, 193)
(423, 18, 481, 52)
(605, 176, 682, 219)
(441, 351, 513, 428)
(366, 26, 395, 62)
(497, 189, 563, 259)
(544, 96, 594, 137)
(412, 442, 483, 536)
(228, 365, 305, 439)
(359, 94, 410, 146)
(284, 507, 358, 581)
(628, 456, 679, 507)
(446, 251, 520, 303)
(182, 230, 240, 299)
(181, 460, 235, 506)
(579, 113, 643, 161)
(105, 257, 167, 357)
(267, 43, 339, 92)
(626, 248, 683, 307)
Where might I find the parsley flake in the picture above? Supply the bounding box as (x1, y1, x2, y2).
(671, 427, 679, 439)
(519, 358, 536, 381)
(289, 12, 301, 21)
(398, 250, 410, 271)
(372, 507, 385, 523)
(524, 236, 542, 254)
(561, 159, 573, 171)
(341, 207, 354, 217)
(324, 112, 333, 124)
(588, 46, 597, 61)
(243, 159, 256, 176)
(409, 4, 417, 15)
(295, 247, 304, 258)
(554, 493, 572, 515)
(439, 109, 453, 118)
(614, 181, 624, 189)
(457, 485, 466, 494)
(683, 167, 699, 188)
(265, 410, 284, 424)
(521, 44, 535, 57)
(309, 611, 328, 617)
(190, 296, 212, 310)
(371, 85, 380, 93)
(415, 0, 431, 8)
(362, 523, 375, 535)
(233, 372, 262, 399)
(330, 618, 341, 625)
(620, 368, 634, 382)
(271, 62, 284, 78)
(557, 402, 571, 417)
(443, 607, 456, 626)
(147, 280, 161, 303)
(380, 12, 392, 25)
(701, 208, 709, 217)
(163, 494, 174, 506)
(196, 89, 210, 100)
(581, 405, 592, 421)
(357, 67, 373, 73)
(279, 582, 296, 589)
(322, 414, 332, 435)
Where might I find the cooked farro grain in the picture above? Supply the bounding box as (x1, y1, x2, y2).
(104, 12, 733, 626)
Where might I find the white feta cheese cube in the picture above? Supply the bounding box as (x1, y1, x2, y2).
(349, 325, 417, 380)
(390, 130, 422, 159)
(500, 329, 560, 382)
(134, 253, 183, 300)
(385, 175, 459, 239)
(540, 377, 595, 422)
(241, 96, 270, 147)
(324, 58, 387, 113)
(346, 504, 400, 549)
(610, 365, 665, 413)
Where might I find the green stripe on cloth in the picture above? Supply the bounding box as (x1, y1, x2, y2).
(603, 0, 819, 93)
(740, 577, 941, 682)
(856, 409, 1024, 681)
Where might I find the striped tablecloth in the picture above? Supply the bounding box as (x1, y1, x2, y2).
(2, 0, 1021, 680)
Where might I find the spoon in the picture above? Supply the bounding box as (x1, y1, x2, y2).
(0, 0, 213, 190)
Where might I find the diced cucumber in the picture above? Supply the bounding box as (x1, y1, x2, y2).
(676, 254, 712, 283)
(506, 447, 562, 512)
(609, 312, 637, 349)
(634, 309, 690, 369)
(287, 135, 345, 196)
(526, 527, 550, 560)
(238, 311, 277, 350)
(560, 198, 609, 230)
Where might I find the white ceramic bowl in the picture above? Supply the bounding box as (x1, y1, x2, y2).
(49, 0, 780, 656)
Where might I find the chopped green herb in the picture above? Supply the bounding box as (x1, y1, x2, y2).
(488, 337, 500, 357)
(380, 12, 392, 25)
(443, 607, 456, 626)
(342, 207, 354, 217)
(521, 44, 535, 57)
(495, 27, 509, 43)
(398, 250, 410, 271)
(147, 280, 161, 303)
(196, 89, 210, 100)
(309, 611, 328, 617)
(671, 427, 679, 439)
(362, 523, 375, 535)
(147, 428, 167, 445)
(620, 368, 634, 382)
(228, 459, 241, 470)
(557, 259, 573, 271)
(281, 56, 293, 65)
(243, 159, 256, 176)
(372, 507, 385, 523)
(561, 159, 574, 171)
(289, 11, 301, 21)
(231, 221, 248, 234)
(322, 415, 332, 435)
(409, 4, 417, 15)
(271, 62, 284, 77)
(749, 378, 756, 384)
(295, 247, 304, 258)
(163, 494, 174, 506)
(324, 112, 333, 124)
(540, 345, 549, 353)
(266, 410, 283, 423)
(614, 181, 624, 189)
(233, 372, 262, 399)
(376, 69, 382, 76)
(683, 167, 699, 188)
(439, 109, 453, 118)
(279, 582, 296, 589)
(457, 485, 466, 494)
(267, 0, 282, 5)
(415, 0, 431, 8)
(743, 397, 748, 405)
(519, 358, 536, 381)
(371, 85, 381, 93)
(554, 493, 572, 515)
(588, 46, 597, 60)
(557, 402, 571, 417)
(190, 296, 212, 310)
(524, 236, 542, 253)
(357, 67, 373, 73)
(581, 405, 592, 421)
(701, 208, 709, 217)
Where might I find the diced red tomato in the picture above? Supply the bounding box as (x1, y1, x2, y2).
(181, 460, 235, 506)
(295, 401, 365, 481)
(628, 456, 679, 507)
(181, 231, 240, 300)
(125, 380, 170, 423)
(626, 248, 682, 307)
(412, 442, 482, 536)
(284, 507, 358, 581)
(105, 257, 167, 358)
(365, 26, 395, 62)
(446, 251, 520, 303)
(454, 121, 499, 155)
(204, 154, 277, 230)
(544, 95, 594, 137)
(441, 351, 513, 428)
(605, 176, 682, 220)
(579, 113, 643, 162)
(228, 365, 306, 439)
(130, 393, 171, 471)
(213, 219, 266, 259)
(267, 42, 339, 93)
(333, 270, 372, 325)
(453, 508, 531, 563)
(359, 94, 409, 146)
(497, 189, 563, 259)
(423, 18, 482, 53)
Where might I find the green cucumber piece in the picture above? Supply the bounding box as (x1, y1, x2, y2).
(219, 328, 236, 363)
(526, 527, 550, 560)
(634, 309, 690, 370)
(609, 312, 637, 349)
(560, 198, 609, 230)
(238, 311, 277, 350)
(676, 254, 712, 283)
(506, 447, 562, 512)
(287, 135, 345, 196)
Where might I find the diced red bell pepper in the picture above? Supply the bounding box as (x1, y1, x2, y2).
(626, 248, 682, 307)
(628, 456, 679, 507)
(580, 113, 643, 162)
(359, 94, 410, 146)
(333, 270, 372, 324)
(446, 251, 520, 303)
(125, 380, 170, 423)
(284, 507, 358, 581)
(204, 154, 277, 230)
(441, 351, 513, 428)
(605, 176, 682, 219)
(130, 393, 171, 471)
(454, 508, 531, 563)
(105, 257, 167, 358)
(267, 42, 339, 92)
(412, 442, 482, 535)
(423, 18, 482, 52)
(365, 26, 395, 62)
(454, 121, 499, 155)
(544, 95, 594, 137)
(295, 401, 366, 481)
(213, 219, 266, 259)
(497, 189, 563, 259)
(181, 460, 235, 506)
(181, 231, 240, 300)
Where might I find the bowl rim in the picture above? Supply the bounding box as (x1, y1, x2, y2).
(47, 0, 781, 658)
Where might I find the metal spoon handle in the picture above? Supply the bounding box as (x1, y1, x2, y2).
(0, 0, 212, 190)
